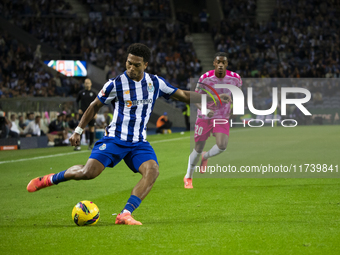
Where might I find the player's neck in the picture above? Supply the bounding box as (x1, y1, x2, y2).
(215, 70, 226, 78)
(128, 72, 144, 82)
(131, 76, 143, 82)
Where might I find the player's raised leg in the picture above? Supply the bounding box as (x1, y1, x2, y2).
(27, 159, 105, 192)
(115, 160, 159, 225)
(201, 133, 228, 168)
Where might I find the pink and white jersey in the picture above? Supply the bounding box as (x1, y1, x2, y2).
(196, 70, 242, 120)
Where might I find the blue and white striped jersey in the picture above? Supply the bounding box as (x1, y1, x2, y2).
(97, 71, 177, 143)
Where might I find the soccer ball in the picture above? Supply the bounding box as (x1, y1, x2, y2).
(72, 200, 100, 226)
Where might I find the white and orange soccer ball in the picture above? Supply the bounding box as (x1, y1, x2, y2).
(72, 200, 100, 226)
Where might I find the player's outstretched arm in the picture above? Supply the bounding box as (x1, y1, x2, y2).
(170, 89, 202, 104)
(69, 97, 104, 146)
(171, 89, 232, 104)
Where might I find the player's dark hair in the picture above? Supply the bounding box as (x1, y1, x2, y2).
(127, 43, 151, 63)
(214, 52, 228, 60)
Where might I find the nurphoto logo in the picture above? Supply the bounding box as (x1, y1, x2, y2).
(200, 84, 312, 128)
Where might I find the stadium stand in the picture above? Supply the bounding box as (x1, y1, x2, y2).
(212, 0, 340, 112)
(0, 29, 81, 98)
(83, 0, 172, 19)
(0, 0, 200, 93)
(215, 0, 340, 80)
(0, 0, 339, 142)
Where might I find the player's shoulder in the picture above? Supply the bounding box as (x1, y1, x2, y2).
(225, 70, 242, 80)
(145, 72, 155, 78)
(147, 72, 164, 82)
(148, 73, 170, 86)
(145, 72, 159, 82)
(199, 70, 215, 81)
(102, 74, 124, 89)
(108, 73, 124, 83)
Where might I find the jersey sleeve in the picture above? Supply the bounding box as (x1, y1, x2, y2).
(157, 76, 178, 99)
(235, 73, 242, 88)
(195, 74, 207, 94)
(97, 80, 117, 105)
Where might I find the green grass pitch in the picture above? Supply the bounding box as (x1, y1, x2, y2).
(0, 126, 339, 254)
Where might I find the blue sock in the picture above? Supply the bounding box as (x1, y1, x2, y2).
(51, 170, 67, 185)
(122, 195, 142, 214)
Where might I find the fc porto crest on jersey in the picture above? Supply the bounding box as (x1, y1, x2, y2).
(147, 83, 154, 92)
(99, 143, 106, 150)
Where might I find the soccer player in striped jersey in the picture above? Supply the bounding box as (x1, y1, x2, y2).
(27, 43, 231, 225)
(184, 52, 242, 189)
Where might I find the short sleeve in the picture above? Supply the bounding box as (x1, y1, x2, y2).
(97, 80, 117, 105)
(157, 76, 178, 99)
(196, 74, 207, 94)
(238, 76, 242, 88)
(234, 73, 242, 88)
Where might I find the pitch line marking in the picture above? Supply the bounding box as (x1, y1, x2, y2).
(0, 136, 190, 165)
(0, 128, 252, 165)
(0, 150, 89, 165)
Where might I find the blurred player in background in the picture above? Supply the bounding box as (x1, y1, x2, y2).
(68, 113, 80, 131)
(75, 78, 97, 150)
(9, 114, 20, 138)
(182, 104, 190, 131)
(47, 112, 69, 146)
(156, 112, 172, 134)
(184, 52, 242, 189)
(27, 43, 231, 225)
(24, 115, 43, 136)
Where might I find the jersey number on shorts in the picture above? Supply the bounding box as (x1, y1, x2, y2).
(195, 125, 203, 136)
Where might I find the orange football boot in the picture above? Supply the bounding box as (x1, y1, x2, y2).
(184, 177, 193, 189)
(27, 173, 55, 192)
(115, 212, 142, 225)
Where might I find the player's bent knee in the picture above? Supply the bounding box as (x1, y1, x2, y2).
(195, 142, 206, 153)
(141, 163, 159, 181)
(195, 148, 204, 154)
(216, 141, 227, 151)
(153, 165, 160, 179)
(148, 164, 159, 179)
(217, 144, 227, 151)
(139, 160, 159, 182)
(195, 146, 205, 154)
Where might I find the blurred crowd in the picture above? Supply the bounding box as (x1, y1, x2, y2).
(208, 0, 340, 113)
(0, 0, 339, 109)
(0, 110, 112, 144)
(84, 0, 172, 19)
(0, 0, 201, 95)
(213, 0, 340, 80)
(97, 18, 201, 90)
(0, 29, 82, 98)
